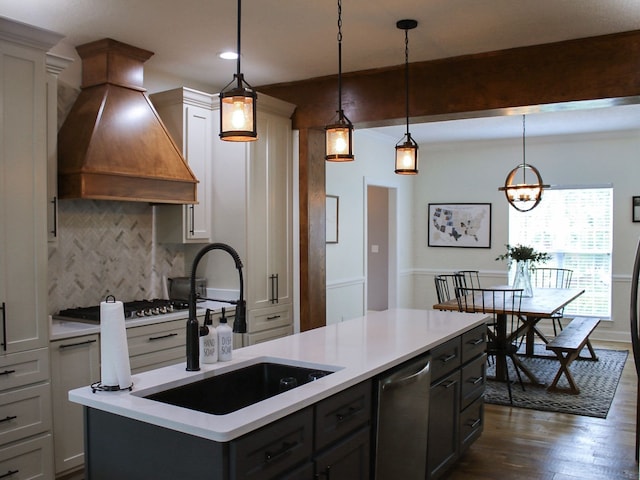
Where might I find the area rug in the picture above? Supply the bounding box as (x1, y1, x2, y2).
(484, 345, 628, 418)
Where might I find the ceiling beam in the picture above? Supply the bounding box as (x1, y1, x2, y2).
(258, 29, 640, 129)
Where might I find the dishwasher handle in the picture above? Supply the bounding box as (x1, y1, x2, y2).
(381, 359, 431, 391)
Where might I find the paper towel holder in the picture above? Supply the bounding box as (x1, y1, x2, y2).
(91, 295, 134, 393)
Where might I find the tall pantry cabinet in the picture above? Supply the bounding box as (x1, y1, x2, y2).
(151, 88, 296, 345)
(208, 93, 296, 345)
(0, 18, 63, 478)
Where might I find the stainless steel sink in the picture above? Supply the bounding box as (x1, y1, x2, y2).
(144, 361, 335, 415)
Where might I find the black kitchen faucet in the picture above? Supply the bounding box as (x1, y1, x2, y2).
(186, 243, 246, 371)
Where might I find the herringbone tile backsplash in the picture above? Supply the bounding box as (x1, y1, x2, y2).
(48, 200, 185, 314)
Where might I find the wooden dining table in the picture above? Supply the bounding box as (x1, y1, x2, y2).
(433, 287, 585, 385)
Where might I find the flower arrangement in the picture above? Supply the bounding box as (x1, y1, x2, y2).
(495, 244, 551, 267)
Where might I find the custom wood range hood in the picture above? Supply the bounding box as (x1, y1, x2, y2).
(58, 38, 197, 204)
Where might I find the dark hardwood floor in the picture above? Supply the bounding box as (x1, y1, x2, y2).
(446, 340, 639, 480)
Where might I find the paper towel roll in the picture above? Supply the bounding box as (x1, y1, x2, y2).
(100, 300, 132, 389)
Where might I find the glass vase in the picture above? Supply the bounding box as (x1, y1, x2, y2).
(512, 260, 533, 297)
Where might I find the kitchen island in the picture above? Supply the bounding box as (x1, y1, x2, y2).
(70, 308, 487, 479)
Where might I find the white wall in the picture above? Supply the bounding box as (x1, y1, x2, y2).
(327, 126, 640, 341)
(325, 130, 414, 324)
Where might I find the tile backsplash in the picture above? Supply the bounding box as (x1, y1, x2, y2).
(48, 200, 185, 314)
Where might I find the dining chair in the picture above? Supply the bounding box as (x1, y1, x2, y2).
(532, 267, 574, 335)
(455, 270, 481, 289)
(434, 274, 465, 305)
(458, 287, 526, 404)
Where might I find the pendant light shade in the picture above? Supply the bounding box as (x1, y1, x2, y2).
(220, 0, 257, 142)
(325, 0, 354, 162)
(395, 134, 419, 174)
(498, 115, 549, 212)
(395, 19, 418, 175)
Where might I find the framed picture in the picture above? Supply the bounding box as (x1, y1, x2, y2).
(326, 195, 339, 243)
(428, 203, 492, 248)
(634, 197, 640, 223)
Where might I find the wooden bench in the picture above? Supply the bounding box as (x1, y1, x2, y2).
(545, 316, 600, 394)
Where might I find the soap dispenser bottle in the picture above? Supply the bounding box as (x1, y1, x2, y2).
(217, 307, 233, 362)
(200, 309, 218, 364)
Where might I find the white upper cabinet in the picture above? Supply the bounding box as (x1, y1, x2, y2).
(151, 88, 214, 243)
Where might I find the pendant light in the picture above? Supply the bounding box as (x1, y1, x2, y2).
(395, 19, 419, 175)
(325, 0, 354, 162)
(498, 115, 549, 212)
(219, 0, 257, 142)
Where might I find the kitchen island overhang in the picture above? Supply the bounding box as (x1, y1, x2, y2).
(69, 308, 488, 442)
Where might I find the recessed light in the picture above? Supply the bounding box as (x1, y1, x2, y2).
(219, 51, 238, 60)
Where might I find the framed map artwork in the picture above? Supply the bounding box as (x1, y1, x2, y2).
(428, 203, 491, 248)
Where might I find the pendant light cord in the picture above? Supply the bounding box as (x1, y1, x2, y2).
(337, 0, 343, 116)
(522, 114, 527, 183)
(404, 27, 410, 136)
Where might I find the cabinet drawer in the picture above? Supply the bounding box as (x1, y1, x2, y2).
(461, 324, 487, 364)
(314, 426, 370, 480)
(0, 383, 51, 445)
(460, 354, 486, 410)
(0, 433, 53, 480)
(430, 337, 461, 382)
(245, 325, 293, 346)
(126, 320, 186, 358)
(248, 305, 292, 333)
(0, 348, 49, 391)
(129, 346, 184, 374)
(231, 407, 313, 480)
(315, 380, 371, 452)
(460, 396, 484, 453)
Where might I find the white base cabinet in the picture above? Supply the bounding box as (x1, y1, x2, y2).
(50, 335, 99, 476)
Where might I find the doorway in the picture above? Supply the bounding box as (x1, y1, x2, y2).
(366, 184, 397, 311)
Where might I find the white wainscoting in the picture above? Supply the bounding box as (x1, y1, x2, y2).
(326, 277, 366, 325)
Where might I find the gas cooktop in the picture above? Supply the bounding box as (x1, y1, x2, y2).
(56, 299, 189, 324)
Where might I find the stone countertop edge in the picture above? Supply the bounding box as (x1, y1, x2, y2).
(68, 308, 488, 443)
(49, 301, 233, 341)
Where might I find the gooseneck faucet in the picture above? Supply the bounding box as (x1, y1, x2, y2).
(186, 243, 246, 371)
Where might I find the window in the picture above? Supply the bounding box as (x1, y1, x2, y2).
(508, 186, 612, 318)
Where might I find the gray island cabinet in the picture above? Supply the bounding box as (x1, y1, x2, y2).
(70, 308, 487, 479)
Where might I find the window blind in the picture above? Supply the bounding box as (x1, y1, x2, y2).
(508, 187, 612, 318)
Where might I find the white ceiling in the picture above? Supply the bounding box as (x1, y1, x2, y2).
(2, 0, 640, 143)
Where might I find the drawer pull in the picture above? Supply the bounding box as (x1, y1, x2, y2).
(266, 315, 281, 321)
(439, 353, 457, 364)
(60, 339, 97, 349)
(0, 370, 15, 377)
(468, 418, 481, 429)
(468, 337, 485, 346)
(336, 405, 361, 423)
(149, 333, 178, 341)
(264, 440, 296, 464)
(0, 416, 16, 424)
(0, 470, 18, 479)
(470, 376, 484, 385)
(442, 380, 457, 389)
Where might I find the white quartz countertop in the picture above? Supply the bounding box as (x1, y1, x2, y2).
(69, 308, 486, 442)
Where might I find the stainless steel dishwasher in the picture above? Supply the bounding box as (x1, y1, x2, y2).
(374, 353, 431, 480)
